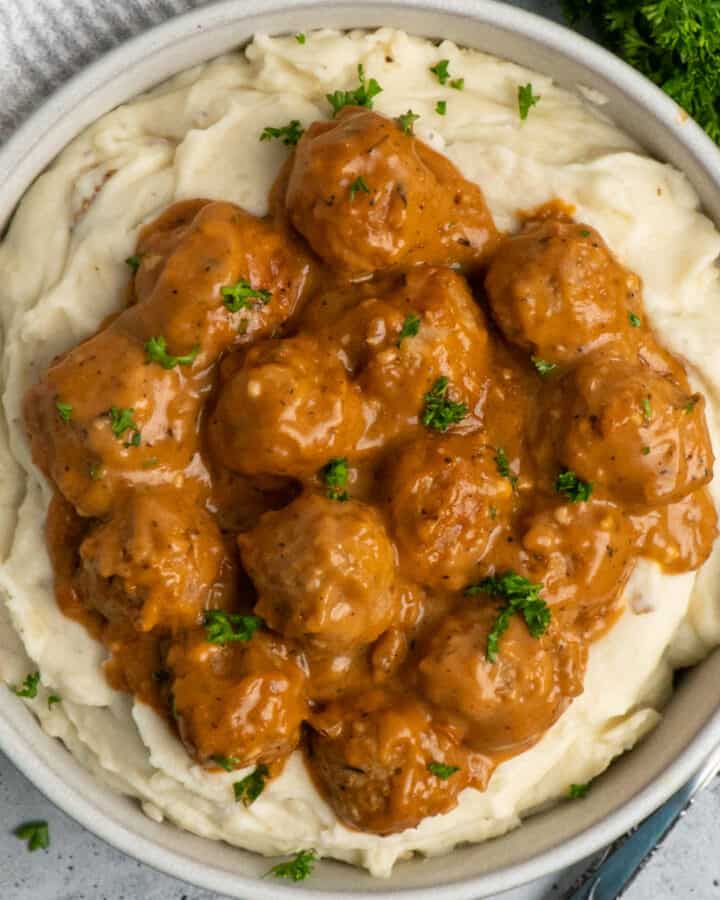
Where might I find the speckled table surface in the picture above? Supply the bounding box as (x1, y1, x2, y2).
(1, 1, 720, 898)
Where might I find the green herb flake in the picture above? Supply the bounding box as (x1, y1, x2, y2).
(465, 571, 550, 662)
(320, 457, 349, 502)
(578, 228, 592, 237)
(494, 447, 518, 487)
(145, 335, 200, 370)
(397, 312, 421, 346)
(203, 610, 264, 645)
(396, 109, 420, 135)
(326, 64, 382, 117)
(108, 407, 140, 447)
(295, 32, 306, 44)
(211, 754, 241, 772)
(55, 400, 73, 423)
(569, 782, 591, 799)
(685, 397, 698, 414)
(349, 176, 370, 201)
(430, 59, 451, 85)
(260, 119, 305, 146)
(518, 83, 540, 120)
(12, 671, 40, 699)
(628, 312, 642, 327)
(642, 396, 653, 420)
(450, 77, 464, 91)
(427, 761, 461, 780)
(234, 764, 270, 806)
(47, 694, 61, 708)
(14, 820, 50, 852)
(421, 377, 468, 432)
(125, 254, 142, 273)
(435, 100, 447, 115)
(555, 469, 594, 503)
(532, 357, 557, 377)
(221, 279, 272, 312)
(268, 849, 317, 882)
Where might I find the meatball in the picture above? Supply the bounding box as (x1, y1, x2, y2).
(77, 488, 226, 632)
(307, 689, 478, 834)
(385, 433, 513, 589)
(485, 219, 640, 365)
(560, 358, 714, 506)
(169, 628, 307, 768)
(238, 493, 398, 649)
(418, 606, 586, 754)
(286, 107, 497, 275)
(208, 335, 365, 479)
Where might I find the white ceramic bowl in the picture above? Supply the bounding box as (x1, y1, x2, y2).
(1, 2, 720, 897)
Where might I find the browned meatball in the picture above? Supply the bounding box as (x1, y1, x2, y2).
(385, 433, 513, 589)
(208, 335, 365, 479)
(418, 606, 586, 754)
(485, 219, 640, 365)
(307, 689, 480, 834)
(238, 493, 398, 649)
(168, 628, 307, 768)
(286, 107, 497, 275)
(77, 488, 226, 632)
(560, 358, 714, 506)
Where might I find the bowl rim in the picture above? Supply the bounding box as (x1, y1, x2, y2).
(2, 1, 720, 898)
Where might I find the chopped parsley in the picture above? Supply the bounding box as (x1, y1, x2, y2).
(685, 398, 698, 414)
(12, 671, 40, 699)
(144, 336, 199, 369)
(397, 312, 421, 346)
(211, 754, 241, 772)
(326, 64, 382, 116)
(421, 377, 468, 432)
(430, 59, 451, 85)
(109, 406, 140, 447)
(642, 396, 653, 420)
(260, 120, 305, 146)
(221, 280, 272, 312)
(465, 571, 550, 662)
(518, 83, 541, 120)
(203, 611, 263, 645)
(125, 254, 142, 273)
(494, 447, 518, 487)
(435, 100, 447, 115)
(295, 32, 306, 44)
(234, 764, 269, 806)
(396, 109, 420, 135)
(642, 446, 651, 455)
(628, 312, 642, 327)
(427, 761, 460, 780)
(14, 820, 50, 852)
(268, 849, 317, 882)
(569, 782, 591, 799)
(578, 228, 592, 237)
(532, 357, 557, 377)
(349, 176, 370, 201)
(555, 470, 594, 503)
(47, 694, 61, 708)
(55, 400, 73, 423)
(450, 77, 464, 91)
(320, 457, 349, 502)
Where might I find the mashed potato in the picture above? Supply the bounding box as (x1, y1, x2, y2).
(1, 29, 720, 877)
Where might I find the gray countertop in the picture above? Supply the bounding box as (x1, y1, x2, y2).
(1, 1, 719, 898)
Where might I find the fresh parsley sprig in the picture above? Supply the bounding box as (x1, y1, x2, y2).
(203, 611, 263, 645)
(14, 821, 50, 852)
(427, 761, 460, 780)
(518, 83, 541, 120)
(234, 764, 269, 806)
(320, 457, 349, 502)
(11, 671, 40, 699)
(145, 336, 199, 370)
(268, 849, 317, 881)
(109, 406, 141, 447)
(555, 470, 593, 503)
(421, 377, 468, 432)
(397, 312, 421, 347)
(221, 280, 272, 312)
(326, 64, 382, 117)
(260, 120, 305, 146)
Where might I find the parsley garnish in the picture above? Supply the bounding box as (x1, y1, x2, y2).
(12, 671, 40, 699)
(421, 377, 467, 432)
(494, 448, 518, 487)
(628, 312, 641, 327)
(234, 764, 269, 806)
(320, 457, 349, 502)
(427, 761, 460, 780)
(260, 120, 305, 146)
(569, 782, 591, 799)
(203, 610, 263, 645)
(430, 59, 451, 85)
(268, 849, 317, 882)
(642, 396, 653, 420)
(396, 110, 420, 134)
(221, 280, 272, 312)
(326, 64, 382, 116)
(518, 83, 540, 120)
(642, 446, 651, 455)
(295, 32, 306, 44)
(532, 357, 557, 377)
(578, 228, 592, 237)
(450, 77, 464, 91)
(125, 254, 142, 273)
(47, 694, 61, 708)
(109, 406, 140, 446)
(685, 398, 698, 414)
(55, 400, 73, 423)
(144, 336, 199, 369)
(14, 821, 49, 852)
(555, 470, 593, 503)
(349, 176, 370, 201)
(397, 313, 421, 346)
(211, 754, 241, 772)
(465, 571, 550, 662)
(436, 100, 447, 115)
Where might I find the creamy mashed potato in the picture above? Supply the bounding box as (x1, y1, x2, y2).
(1, 28, 720, 877)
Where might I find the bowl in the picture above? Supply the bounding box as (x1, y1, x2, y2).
(1, 1, 720, 898)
